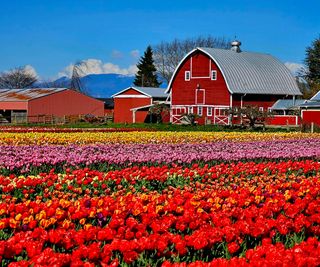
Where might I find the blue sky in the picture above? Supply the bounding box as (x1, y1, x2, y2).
(0, 0, 319, 79)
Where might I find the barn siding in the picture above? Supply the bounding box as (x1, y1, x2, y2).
(135, 110, 149, 123)
(114, 97, 151, 123)
(266, 115, 300, 125)
(121, 89, 144, 95)
(0, 102, 28, 110)
(301, 110, 320, 126)
(28, 90, 104, 117)
(232, 94, 285, 110)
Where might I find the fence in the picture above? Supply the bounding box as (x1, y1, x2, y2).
(0, 114, 114, 125)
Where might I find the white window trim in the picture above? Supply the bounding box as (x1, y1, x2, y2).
(197, 106, 203, 116)
(188, 106, 193, 114)
(114, 95, 149, 98)
(259, 107, 264, 112)
(207, 107, 213, 116)
(185, 71, 190, 81)
(211, 70, 217, 80)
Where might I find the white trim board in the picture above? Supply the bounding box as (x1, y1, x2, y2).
(114, 95, 150, 99)
(112, 86, 152, 98)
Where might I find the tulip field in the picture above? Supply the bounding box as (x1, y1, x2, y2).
(0, 129, 320, 266)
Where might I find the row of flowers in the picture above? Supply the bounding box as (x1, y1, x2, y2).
(0, 138, 319, 174)
(1, 160, 320, 265)
(0, 131, 319, 145)
(0, 127, 155, 133)
(2, 233, 319, 266)
(1, 160, 320, 197)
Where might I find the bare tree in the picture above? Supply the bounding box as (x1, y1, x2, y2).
(153, 36, 231, 83)
(0, 66, 37, 89)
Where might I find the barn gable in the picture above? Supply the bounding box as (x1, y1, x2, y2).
(112, 86, 167, 98)
(168, 50, 231, 107)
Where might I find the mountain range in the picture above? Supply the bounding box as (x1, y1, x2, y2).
(41, 64, 298, 98)
(49, 74, 167, 98)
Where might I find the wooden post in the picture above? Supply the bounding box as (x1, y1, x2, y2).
(311, 122, 314, 133)
(132, 110, 136, 123)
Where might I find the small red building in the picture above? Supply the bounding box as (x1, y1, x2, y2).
(299, 91, 320, 126)
(112, 86, 168, 123)
(166, 41, 302, 125)
(0, 88, 104, 122)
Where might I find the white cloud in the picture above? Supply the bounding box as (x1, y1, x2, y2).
(23, 65, 38, 78)
(285, 62, 307, 76)
(58, 59, 137, 78)
(58, 64, 75, 78)
(130, 49, 140, 59)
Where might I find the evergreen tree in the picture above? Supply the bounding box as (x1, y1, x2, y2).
(302, 36, 320, 98)
(134, 46, 161, 87)
(305, 36, 320, 83)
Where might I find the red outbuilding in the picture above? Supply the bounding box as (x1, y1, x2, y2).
(112, 86, 168, 123)
(0, 88, 104, 122)
(299, 91, 320, 126)
(166, 41, 302, 125)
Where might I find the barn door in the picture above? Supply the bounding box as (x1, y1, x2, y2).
(195, 89, 205, 104)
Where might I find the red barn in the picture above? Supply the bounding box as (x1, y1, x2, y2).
(166, 41, 302, 125)
(299, 91, 320, 126)
(0, 88, 104, 122)
(112, 86, 168, 123)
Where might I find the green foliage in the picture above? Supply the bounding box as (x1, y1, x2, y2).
(148, 103, 170, 123)
(226, 106, 273, 129)
(133, 46, 161, 87)
(180, 113, 199, 125)
(302, 36, 320, 98)
(304, 36, 320, 84)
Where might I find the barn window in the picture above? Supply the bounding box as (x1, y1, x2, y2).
(188, 106, 193, 114)
(207, 107, 213, 116)
(211, 70, 217, 80)
(259, 107, 264, 112)
(185, 71, 190, 81)
(197, 106, 203, 116)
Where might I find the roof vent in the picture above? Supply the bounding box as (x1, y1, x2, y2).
(231, 40, 241, 52)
